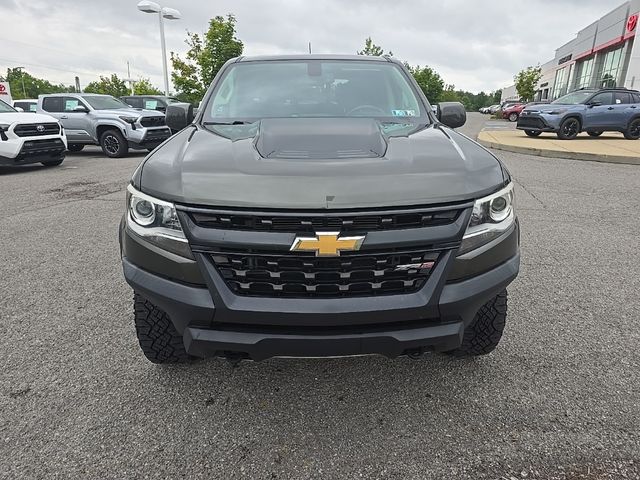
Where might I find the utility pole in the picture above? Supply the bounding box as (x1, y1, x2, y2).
(15, 66, 26, 98)
(127, 61, 135, 95)
(308, 42, 312, 54)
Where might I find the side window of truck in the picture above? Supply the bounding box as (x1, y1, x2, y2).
(42, 97, 64, 113)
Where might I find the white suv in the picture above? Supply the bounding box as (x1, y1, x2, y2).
(0, 99, 67, 167)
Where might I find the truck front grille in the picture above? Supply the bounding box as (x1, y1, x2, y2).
(517, 117, 547, 129)
(18, 138, 65, 157)
(140, 116, 166, 127)
(210, 248, 441, 298)
(190, 208, 460, 233)
(13, 123, 60, 137)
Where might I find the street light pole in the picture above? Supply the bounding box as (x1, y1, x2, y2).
(137, 1, 181, 96)
(158, 9, 169, 96)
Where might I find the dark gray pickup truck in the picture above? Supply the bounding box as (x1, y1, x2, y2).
(120, 55, 520, 364)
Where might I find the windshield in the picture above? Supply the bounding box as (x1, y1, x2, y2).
(552, 91, 596, 105)
(203, 60, 426, 123)
(0, 100, 16, 113)
(82, 95, 130, 110)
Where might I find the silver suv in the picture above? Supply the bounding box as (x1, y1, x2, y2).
(37, 94, 172, 157)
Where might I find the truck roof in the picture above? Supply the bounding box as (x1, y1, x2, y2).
(236, 54, 393, 63)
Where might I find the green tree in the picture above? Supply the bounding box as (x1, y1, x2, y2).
(1, 68, 74, 99)
(357, 37, 392, 56)
(406, 64, 444, 103)
(84, 74, 129, 97)
(514, 66, 542, 102)
(133, 78, 163, 95)
(170, 14, 244, 104)
(492, 89, 502, 104)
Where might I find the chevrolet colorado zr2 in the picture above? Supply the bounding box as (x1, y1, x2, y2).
(119, 55, 520, 363)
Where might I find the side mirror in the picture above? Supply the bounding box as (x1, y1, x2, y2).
(437, 102, 466, 128)
(587, 101, 602, 108)
(15, 106, 24, 112)
(166, 102, 194, 132)
(73, 105, 89, 113)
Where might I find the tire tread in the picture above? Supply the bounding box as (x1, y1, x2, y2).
(133, 293, 191, 364)
(449, 290, 508, 357)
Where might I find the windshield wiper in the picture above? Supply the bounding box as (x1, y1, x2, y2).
(203, 121, 253, 125)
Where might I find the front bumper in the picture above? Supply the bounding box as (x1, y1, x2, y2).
(126, 126, 172, 150)
(516, 114, 560, 132)
(0, 137, 67, 165)
(120, 214, 520, 360)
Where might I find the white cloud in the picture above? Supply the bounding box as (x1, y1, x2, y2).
(0, 0, 627, 93)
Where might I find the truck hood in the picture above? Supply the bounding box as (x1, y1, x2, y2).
(93, 108, 164, 118)
(138, 118, 506, 209)
(0, 112, 59, 125)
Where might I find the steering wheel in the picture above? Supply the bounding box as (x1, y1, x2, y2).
(347, 105, 387, 116)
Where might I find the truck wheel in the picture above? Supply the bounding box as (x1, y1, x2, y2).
(100, 129, 128, 158)
(41, 158, 64, 167)
(508, 113, 518, 122)
(447, 290, 508, 357)
(623, 119, 640, 140)
(557, 117, 580, 140)
(524, 130, 541, 137)
(67, 144, 85, 152)
(587, 131, 603, 137)
(133, 293, 192, 364)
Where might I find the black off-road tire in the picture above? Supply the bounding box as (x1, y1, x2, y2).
(557, 117, 580, 140)
(524, 130, 542, 137)
(448, 290, 508, 357)
(41, 158, 64, 167)
(67, 144, 85, 152)
(587, 131, 603, 137)
(133, 293, 191, 364)
(623, 118, 640, 140)
(100, 129, 129, 158)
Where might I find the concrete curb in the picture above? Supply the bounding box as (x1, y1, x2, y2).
(477, 132, 640, 166)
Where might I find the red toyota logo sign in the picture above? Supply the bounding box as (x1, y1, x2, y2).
(629, 14, 638, 32)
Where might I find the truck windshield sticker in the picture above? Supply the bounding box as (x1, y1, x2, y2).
(392, 109, 416, 117)
(65, 99, 79, 111)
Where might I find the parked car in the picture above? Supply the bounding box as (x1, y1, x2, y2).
(489, 104, 501, 114)
(502, 103, 525, 122)
(120, 95, 181, 113)
(479, 104, 499, 114)
(13, 99, 38, 113)
(517, 87, 640, 139)
(0, 99, 67, 167)
(120, 55, 520, 364)
(38, 93, 172, 157)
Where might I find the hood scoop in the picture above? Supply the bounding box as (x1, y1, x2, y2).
(255, 117, 387, 159)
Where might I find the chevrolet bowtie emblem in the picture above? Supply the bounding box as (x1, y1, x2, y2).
(290, 232, 365, 257)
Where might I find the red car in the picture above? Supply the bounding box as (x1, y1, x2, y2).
(502, 103, 525, 122)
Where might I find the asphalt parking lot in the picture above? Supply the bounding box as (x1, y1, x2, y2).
(1, 113, 639, 479)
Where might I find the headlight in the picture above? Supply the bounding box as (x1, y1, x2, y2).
(0, 123, 10, 141)
(126, 185, 193, 258)
(119, 116, 139, 124)
(458, 183, 515, 256)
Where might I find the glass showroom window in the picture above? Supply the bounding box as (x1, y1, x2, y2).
(552, 67, 568, 99)
(600, 47, 623, 88)
(574, 57, 594, 89)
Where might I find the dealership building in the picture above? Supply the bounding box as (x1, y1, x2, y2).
(502, 0, 639, 102)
